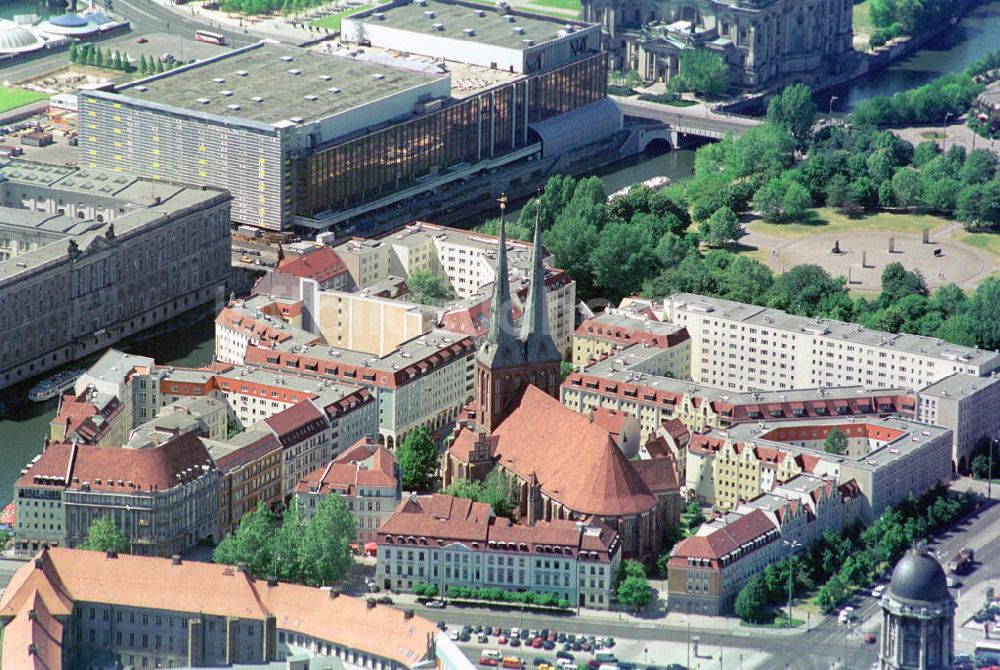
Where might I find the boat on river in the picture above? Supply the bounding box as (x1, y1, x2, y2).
(27, 368, 81, 402)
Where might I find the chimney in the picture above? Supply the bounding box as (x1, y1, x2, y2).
(366, 598, 376, 609)
(171, 554, 182, 566)
(267, 577, 278, 587)
(28, 644, 38, 656)
(403, 609, 414, 619)
(236, 562, 247, 573)
(28, 610, 38, 621)
(328, 589, 339, 599)
(105, 549, 117, 559)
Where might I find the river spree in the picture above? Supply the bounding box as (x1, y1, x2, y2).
(822, 0, 1000, 111)
(0, 314, 216, 507)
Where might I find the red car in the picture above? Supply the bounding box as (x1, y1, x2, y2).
(136, 36, 148, 43)
(498, 636, 508, 646)
(532, 638, 543, 648)
(864, 633, 877, 645)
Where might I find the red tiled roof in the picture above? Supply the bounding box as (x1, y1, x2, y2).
(631, 457, 680, 495)
(670, 509, 777, 563)
(0, 588, 63, 670)
(487, 386, 657, 517)
(590, 407, 626, 435)
(263, 401, 327, 445)
(277, 247, 347, 283)
(379, 494, 493, 542)
(295, 437, 397, 495)
(214, 433, 283, 473)
(661, 418, 690, 443)
(15, 433, 214, 494)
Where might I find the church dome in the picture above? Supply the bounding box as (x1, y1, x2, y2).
(888, 549, 951, 604)
(0, 20, 45, 54)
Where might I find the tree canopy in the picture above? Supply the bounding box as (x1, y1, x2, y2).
(214, 498, 355, 586)
(766, 84, 817, 147)
(396, 426, 438, 490)
(668, 49, 730, 97)
(823, 427, 848, 455)
(81, 516, 127, 554)
(407, 269, 454, 305)
(734, 574, 770, 623)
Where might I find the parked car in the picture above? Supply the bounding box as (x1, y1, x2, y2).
(871, 585, 886, 599)
(437, 621, 447, 631)
(533, 659, 547, 667)
(136, 36, 148, 43)
(864, 633, 876, 644)
(426, 600, 447, 609)
(478, 634, 489, 643)
(556, 651, 574, 662)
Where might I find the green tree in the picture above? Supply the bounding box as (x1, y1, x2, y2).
(782, 181, 812, 222)
(68, 42, 79, 64)
(407, 269, 454, 305)
(734, 573, 770, 623)
(112, 49, 123, 71)
(817, 573, 848, 613)
(442, 477, 482, 500)
(959, 148, 997, 184)
(544, 209, 601, 299)
(590, 218, 660, 304)
(766, 83, 817, 146)
(272, 500, 304, 582)
(396, 426, 438, 490)
(824, 427, 848, 455)
(137, 53, 148, 75)
(617, 574, 652, 611)
(880, 262, 928, 305)
(891, 167, 922, 209)
(80, 516, 127, 553)
(480, 467, 517, 519)
(717, 255, 774, 304)
(671, 49, 730, 97)
(299, 493, 355, 585)
(765, 264, 848, 317)
(753, 179, 786, 222)
(703, 206, 740, 247)
(686, 500, 705, 529)
(213, 501, 277, 577)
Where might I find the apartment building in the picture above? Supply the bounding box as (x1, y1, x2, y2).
(13, 433, 219, 556)
(917, 373, 1000, 473)
(376, 494, 621, 609)
(684, 417, 953, 519)
(294, 436, 402, 543)
(0, 548, 461, 670)
(316, 288, 438, 356)
(573, 307, 690, 375)
(0, 162, 231, 392)
(204, 430, 284, 538)
(335, 222, 577, 356)
(661, 293, 1000, 392)
(562, 343, 915, 441)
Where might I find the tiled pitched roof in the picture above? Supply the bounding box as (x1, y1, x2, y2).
(0, 589, 63, 670)
(489, 386, 657, 517)
(295, 437, 398, 495)
(277, 246, 348, 284)
(0, 548, 436, 668)
(631, 457, 680, 495)
(214, 432, 283, 472)
(263, 400, 327, 445)
(670, 509, 777, 562)
(379, 494, 494, 542)
(15, 433, 214, 494)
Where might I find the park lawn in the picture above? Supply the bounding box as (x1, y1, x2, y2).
(852, 0, 875, 37)
(525, 0, 581, 15)
(0, 87, 47, 115)
(954, 230, 1000, 261)
(746, 208, 953, 240)
(311, 5, 372, 30)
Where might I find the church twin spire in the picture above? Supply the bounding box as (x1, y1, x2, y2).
(476, 200, 558, 369)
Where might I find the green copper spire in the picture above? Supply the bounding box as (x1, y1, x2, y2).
(520, 203, 561, 364)
(476, 213, 523, 369)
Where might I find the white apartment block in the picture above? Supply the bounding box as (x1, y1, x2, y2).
(661, 293, 1000, 393)
(917, 373, 1000, 473)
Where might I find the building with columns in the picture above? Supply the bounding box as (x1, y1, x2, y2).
(878, 547, 956, 670)
(581, 0, 853, 90)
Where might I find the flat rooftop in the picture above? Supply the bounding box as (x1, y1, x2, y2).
(667, 292, 1000, 370)
(918, 372, 1000, 399)
(356, 0, 580, 50)
(114, 42, 445, 126)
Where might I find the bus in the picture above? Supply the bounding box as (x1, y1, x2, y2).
(195, 30, 225, 45)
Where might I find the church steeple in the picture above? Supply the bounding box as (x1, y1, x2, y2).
(476, 214, 523, 371)
(520, 204, 561, 365)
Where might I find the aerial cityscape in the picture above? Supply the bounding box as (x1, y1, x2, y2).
(1, 0, 1000, 667)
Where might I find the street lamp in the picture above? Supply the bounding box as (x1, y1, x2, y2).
(783, 539, 802, 628)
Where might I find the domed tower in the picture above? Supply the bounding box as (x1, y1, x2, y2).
(879, 546, 955, 670)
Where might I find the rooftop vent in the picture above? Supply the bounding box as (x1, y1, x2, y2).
(564, 23, 575, 31)
(288, 68, 302, 75)
(503, 13, 515, 21)
(373, 11, 385, 19)
(227, 104, 241, 110)
(372, 73, 385, 79)
(416, 0, 426, 4)
(522, 38, 534, 46)
(134, 85, 147, 92)
(432, 22, 444, 30)
(250, 96, 264, 103)
(474, 8, 485, 16)
(213, 77, 225, 83)
(512, 25, 524, 34)
(423, 9, 435, 17)
(463, 27, 475, 36)
(280, 55, 294, 62)
(289, 116, 304, 123)
(304, 94, 318, 101)
(319, 74, 332, 81)
(235, 70, 248, 76)
(328, 87, 341, 94)
(196, 97, 210, 105)
(219, 90, 233, 96)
